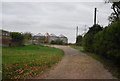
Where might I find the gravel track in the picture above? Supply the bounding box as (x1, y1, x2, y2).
(36, 45, 114, 79)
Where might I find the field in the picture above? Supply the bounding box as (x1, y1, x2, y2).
(71, 45, 120, 78)
(2, 45, 64, 79)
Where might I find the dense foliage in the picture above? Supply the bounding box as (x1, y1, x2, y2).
(93, 21, 120, 64)
(22, 32, 32, 40)
(83, 21, 120, 64)
(10, 32, 24, 46)
(83, 24, 103, 52)
(76, 35, 82, 46)
(22, 32, 32, 45)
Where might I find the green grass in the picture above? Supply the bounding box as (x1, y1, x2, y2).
(71, 45, 120, 79)
(2, 45, 64, 79)
(71, 45, 84, 52)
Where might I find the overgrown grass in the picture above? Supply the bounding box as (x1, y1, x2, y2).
(71, 45, 120, 79)
(2, 45, 64, 79)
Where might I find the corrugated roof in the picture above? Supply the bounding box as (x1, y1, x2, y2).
(50, 33, 56, 36)
(59, 34, 66, 37)
(35, 33, 44, 36)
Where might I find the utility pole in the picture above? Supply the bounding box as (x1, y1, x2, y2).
(76, 26, 78, 38)
(94, 8, 97, 25)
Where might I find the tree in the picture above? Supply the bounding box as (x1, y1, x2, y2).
(10, 32, 24, 46)
(22, 32, 32, 45)
(111, 1, 120, 21)
(106, 0, 120, 22)
(83, 24, 103, 52)
(94, 21, 120, 64)
(22, 32, 32, 40)
(108, 12, 118, 23)
(76, 35, 82, 46)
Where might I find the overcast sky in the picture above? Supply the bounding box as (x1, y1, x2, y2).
(1, 1, 113, 43)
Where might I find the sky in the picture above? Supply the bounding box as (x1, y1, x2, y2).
(1, 0, 113, 43)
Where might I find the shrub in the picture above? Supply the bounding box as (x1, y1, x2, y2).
(83, 24, 103, 52)
(10, 32, 24, 46)
(76, 35, 82, 46)
(94, 21, 120, 64)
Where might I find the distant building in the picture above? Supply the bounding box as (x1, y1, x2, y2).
(44, 33, 50, 43)
(0, 29, 12, 46)
(0, 29, 68, 46)
(32, 32, 68, 44)
(32, 33, 45, 45)
(44, 33, 68, 44)
(0, 30, 9, 36)
(49, 33, 59, 43)
(59, 34, 68, 44)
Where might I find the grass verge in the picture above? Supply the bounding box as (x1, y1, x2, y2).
(2, 45, 64, 79)
(71, 45, 120, 79)
(71, 45, 84, 52)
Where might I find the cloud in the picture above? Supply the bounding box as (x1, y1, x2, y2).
(2, 2, 112, 43)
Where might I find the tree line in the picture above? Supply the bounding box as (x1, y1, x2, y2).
(9, 32, 32, 46)
(76, 1, 120, 65)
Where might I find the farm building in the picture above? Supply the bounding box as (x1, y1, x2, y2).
(32, 33, 45, 45)
(44, 33, 68, 44)
(59, 34, 68, 44)
(44, 32, 50, 43)
(0, 29, 68, 46)
(0, 29, 12, 46)
(49, 34, 59, 43)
